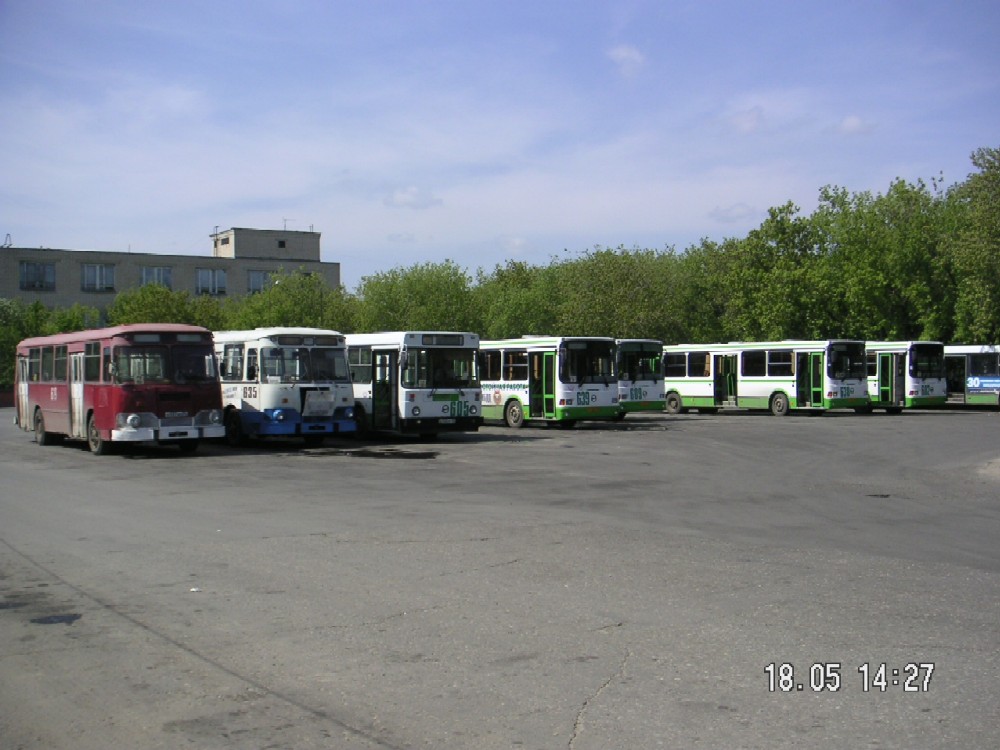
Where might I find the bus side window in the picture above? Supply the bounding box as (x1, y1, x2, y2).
(247, 349, 258, 381)
(223, 344, 244, 381)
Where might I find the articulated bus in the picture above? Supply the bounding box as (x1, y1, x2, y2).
(864, 341, 947, 412)
(943, 344, 1000, 407)
(15, 324, 224, 454)
(615, 338, 665, 416)
(480, 336, 619, 427)
(346, 332, 482, 436)
(214, 328, 356, 445)
(662, 340, 869, 416)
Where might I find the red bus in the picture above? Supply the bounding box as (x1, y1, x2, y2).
(15, 324, 225, 454)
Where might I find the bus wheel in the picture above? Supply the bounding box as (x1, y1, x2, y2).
(504, 399, 525, 428)
(665, 393, 683, 414)
(34, 410, 54, 446)
(770, 393, 790, 417)
(87, 415, 111, 455)
(225, 411, 246, 447)
(353, 405, 368, 437)
(178, 440, 200, 453)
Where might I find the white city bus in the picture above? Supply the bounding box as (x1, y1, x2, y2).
(615, 338, 665, 416)
(480, 336, 619, 427)
(662, 340, 869, 416)
(864, 341, 947, 412)
(943, 344, 1000, 407)
(214, 327, 356, 445)
(346, 332, 483, 436)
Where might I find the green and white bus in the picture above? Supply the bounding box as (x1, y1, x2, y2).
(943, 344, 1000, 407)
(615, 339, 665, 415)
(864, 341, 947, 413)
(662, 340, 869, 416)
(480, 336, 619, 427)
(346, 332, 482, 436)
(215, 327, 356, 445)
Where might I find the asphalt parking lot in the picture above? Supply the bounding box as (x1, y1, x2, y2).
(1, 407, 998, 749)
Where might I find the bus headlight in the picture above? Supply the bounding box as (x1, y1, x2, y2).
(271, 409, 287, 422)
(441, 404, 450, 415)
(470, 404, 478, 415)
(209, 409, 222, 424)
(412, 406, 421, 417)
(126, 413, 141, 429)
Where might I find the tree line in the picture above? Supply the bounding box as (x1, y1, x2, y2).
(3, 145, 998, 388)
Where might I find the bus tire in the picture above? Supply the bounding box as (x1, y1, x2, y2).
(34, 409, 54, 446)
(224, 410, 246, 447)
(87, 414, 111, 455)
(504, 399, 525, 428)
(353, 405, 368, 437)
(770, 393, 790, 417)
(885, 406, 903, 415)
(178, 439, 200, 453)
(665, 392, 683, 414)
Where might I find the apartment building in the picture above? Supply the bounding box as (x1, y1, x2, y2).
(1, 227, 341, 311)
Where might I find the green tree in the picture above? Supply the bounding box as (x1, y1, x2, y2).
(947, 146, 1000, 342)
(473, 260, 559, 339)
(356, 261, 477, 332)
(106, 284, 197, 325)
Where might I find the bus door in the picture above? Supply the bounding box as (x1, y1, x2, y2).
(714, 355, 737, 406)
(16, 356, 30, 429)
(528, 352, 544, 417)
(542, 351, 556, 418)
(944, 355, 968, 403)
(795, 352, 824, 406)
(878, 353, 900, 404)
(372, 351, 397, 430)
(70, 352, 86, 439)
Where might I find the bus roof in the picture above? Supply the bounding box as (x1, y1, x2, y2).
(944, 344, 1000, 355)
(213, 327, 346, 343)
(481, 336, 616, 349)
(663, 339, 865, 352)
(346, 331, 480, 347)
(17, 323, 212, 349)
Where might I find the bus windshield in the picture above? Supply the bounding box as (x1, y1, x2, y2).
(310, 347, 351, 383)
(402, 348, 480, 389)
(829, 343, 867, 380)
(911, 344, 945, 379)
(261, 346, 349, 383)
(113, 344, 217, 384)
(619, 345, 661, 381)
(561, 341, 616, 384)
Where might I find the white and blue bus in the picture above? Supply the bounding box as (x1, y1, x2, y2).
(943, 344, 1000, 407)
(480, 336, 619, 427)
(864, 341, 947, 413)
(215, 327, 355, 445)
(346, 332, 483, 437)
(663, 340, 869, 416)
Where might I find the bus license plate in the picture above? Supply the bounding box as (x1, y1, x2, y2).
(440, 418, 456, 424)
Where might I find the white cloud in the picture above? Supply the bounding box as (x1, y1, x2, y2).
(837, 114, 875, 135)
(607, 44, 645, 77)
(382, 186, 444, 210)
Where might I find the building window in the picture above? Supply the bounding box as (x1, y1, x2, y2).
(19, 261, 56, 291)
(278, 240, 286, 249)
(140, 266, 173, 289)
(82, 263, 115, 292)
(196, 268, 227, 295)
(247, 270, 270, 294)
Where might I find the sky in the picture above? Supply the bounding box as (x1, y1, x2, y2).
(1, 1, 998, 289)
